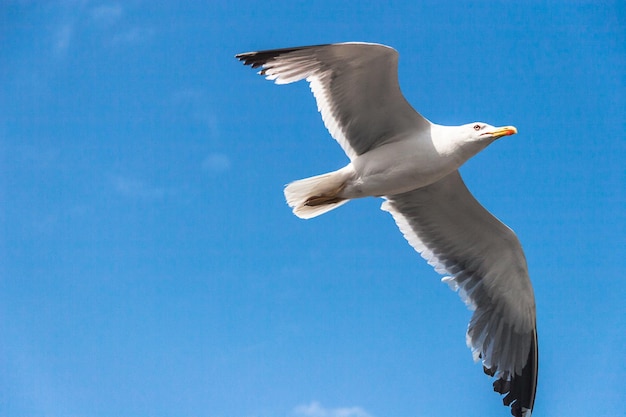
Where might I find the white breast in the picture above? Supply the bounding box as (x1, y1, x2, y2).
(342, 131, 466, 198)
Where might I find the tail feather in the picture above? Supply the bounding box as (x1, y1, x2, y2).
(284, 168, 352, 219)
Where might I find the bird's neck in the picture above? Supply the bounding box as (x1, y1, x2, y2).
(431, 124, 494, 165)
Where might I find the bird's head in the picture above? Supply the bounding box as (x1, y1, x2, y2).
(465, 122, 518, 143)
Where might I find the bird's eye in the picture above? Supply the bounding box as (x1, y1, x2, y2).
(473, 124, 481, 131)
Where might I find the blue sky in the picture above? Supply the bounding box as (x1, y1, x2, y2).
(1, 1, 624, 416)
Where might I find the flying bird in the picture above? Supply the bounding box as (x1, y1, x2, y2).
(236, 42, 537, 417)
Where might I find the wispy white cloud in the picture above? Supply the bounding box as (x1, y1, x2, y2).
(111, 27, 155, 45)
(53, 23, 73, 56)
(88, 3, 154, 47)
(111, 175, 166, 199)
(90, 4, 123, 25)
(293, 402, 373, 417)
(49, 0, 90, 57)
(202, 152, 231, 173)
(171, 88, 204, 104)
(170, 88, 220, 139)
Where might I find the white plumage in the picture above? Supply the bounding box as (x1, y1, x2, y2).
(237, 42, 537, 417)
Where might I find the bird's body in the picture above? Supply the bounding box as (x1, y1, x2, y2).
(237, 42, 537, 417)
(338, 124, 494, 199)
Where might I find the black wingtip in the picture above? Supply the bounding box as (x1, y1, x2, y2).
(235, 44, 331, 70)
(235, 47, 300, 69)
(493, 328, 538, 417)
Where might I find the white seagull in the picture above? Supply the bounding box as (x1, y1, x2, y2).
(236, 42, 537, 417)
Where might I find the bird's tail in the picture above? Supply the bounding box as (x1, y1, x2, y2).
(284, 167, 352, 219)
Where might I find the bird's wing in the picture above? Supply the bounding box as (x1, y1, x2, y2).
(236, 42, 430, 161)
(381, 171, 537, 417)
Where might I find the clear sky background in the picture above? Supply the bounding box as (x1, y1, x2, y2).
(1, 1, 624, 417)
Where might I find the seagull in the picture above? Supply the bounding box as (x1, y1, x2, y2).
(236, 42, 537, 417)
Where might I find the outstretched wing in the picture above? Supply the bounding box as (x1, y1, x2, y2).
(382, 171, 538, 417)
(236, 42, 430, 161)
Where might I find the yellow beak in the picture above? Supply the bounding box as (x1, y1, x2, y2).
(487, 126, 518, 139)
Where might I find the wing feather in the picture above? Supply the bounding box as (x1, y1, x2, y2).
(381, 171, 537, 417)
(236, 42, 430, 160)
